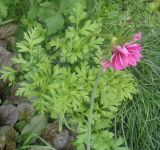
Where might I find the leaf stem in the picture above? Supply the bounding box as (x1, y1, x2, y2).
(59, 114, 63, 133)
(64, 117, 76, 132)
(87, 68, 104, 150)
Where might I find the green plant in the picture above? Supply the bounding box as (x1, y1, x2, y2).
(0, 2, 138, 149)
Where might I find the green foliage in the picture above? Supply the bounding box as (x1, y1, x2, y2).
(24, 0, 86, 35)
(50, 3, 103, 64)
(0, 2, 138, 149)
(0, 0, 30, 24)
(0, 0, 67, 33)
(73, 68, 136, 149)
(37, 1, 67, 35)
(0, 66, 16, 85)
(16, 25, 45, 53)
(0, 0, 159, 149)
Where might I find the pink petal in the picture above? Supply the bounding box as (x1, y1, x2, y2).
(128, 55, 138, 66)
(132, 32, 142, 41)
(101, 60, 111, 70)
(128, 52, 143, 66)
(125, 44, 142, 51)
(114, 45, 129, 56)
(111, 53, 128, 70)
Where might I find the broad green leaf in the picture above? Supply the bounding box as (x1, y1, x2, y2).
(27, 6, 39, 20)
(45, 13, 64, 35)
(21, 115, 47, 144)
(39, 8, 56, 21)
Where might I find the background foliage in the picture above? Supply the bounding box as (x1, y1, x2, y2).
(0, 0, 159, 150)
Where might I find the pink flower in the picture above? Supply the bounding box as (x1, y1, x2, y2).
(101, 32, 143, 71)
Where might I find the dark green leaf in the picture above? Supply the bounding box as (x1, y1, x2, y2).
(27, 6, 39, 20)
(21, 115, 47, 144)
(45, 13, 64, 35)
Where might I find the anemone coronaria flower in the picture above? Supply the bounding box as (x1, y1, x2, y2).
(101, 32, 142, 71)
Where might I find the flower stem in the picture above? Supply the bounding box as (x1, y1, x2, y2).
(87, 68, 104, 150)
